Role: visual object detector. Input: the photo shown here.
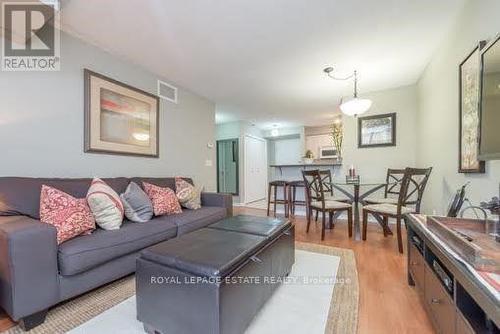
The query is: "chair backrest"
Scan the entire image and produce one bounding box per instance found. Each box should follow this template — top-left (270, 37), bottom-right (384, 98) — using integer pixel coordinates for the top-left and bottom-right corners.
top-left (318, 169), bottom-right (334, 196)
top-left (384, 168), bottom-right (406, 198)
top-left (397, 167), bottom-right (433, 214)
top-left (302, 169), bottom-right (326, 206)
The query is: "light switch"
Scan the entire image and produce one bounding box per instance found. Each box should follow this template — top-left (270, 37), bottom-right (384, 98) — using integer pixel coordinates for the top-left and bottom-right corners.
top-left (205, 159), bottom-right (213, 167)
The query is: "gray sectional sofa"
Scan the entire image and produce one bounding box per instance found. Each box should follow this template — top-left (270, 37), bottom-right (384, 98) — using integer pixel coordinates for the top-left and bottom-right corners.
top-left (0, 177), bottom-right (232, 330)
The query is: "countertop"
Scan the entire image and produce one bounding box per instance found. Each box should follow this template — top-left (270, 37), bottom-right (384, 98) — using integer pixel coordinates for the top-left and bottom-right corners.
top-left (269, 162), bottom-right (342, 167)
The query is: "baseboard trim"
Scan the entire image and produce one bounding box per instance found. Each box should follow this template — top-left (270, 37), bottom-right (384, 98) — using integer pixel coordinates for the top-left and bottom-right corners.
top-left (249, 207), bottom-right (392, 224)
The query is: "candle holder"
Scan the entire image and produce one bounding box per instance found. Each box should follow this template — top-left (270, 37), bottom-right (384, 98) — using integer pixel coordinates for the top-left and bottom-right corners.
top-left (346, 175), bottom-right (360, 184)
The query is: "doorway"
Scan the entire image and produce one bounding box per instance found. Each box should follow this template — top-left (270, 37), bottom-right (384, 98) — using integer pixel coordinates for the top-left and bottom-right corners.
top-left (244, 135), bottom-right (267, 203)
top-left (217, 139), bottom-right (239, 195)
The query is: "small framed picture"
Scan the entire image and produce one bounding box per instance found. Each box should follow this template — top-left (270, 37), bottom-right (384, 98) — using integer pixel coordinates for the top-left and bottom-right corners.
top-left (84, 69), bottom-right (160, 158)
top-left (358, 113), bottom-right (396, 148)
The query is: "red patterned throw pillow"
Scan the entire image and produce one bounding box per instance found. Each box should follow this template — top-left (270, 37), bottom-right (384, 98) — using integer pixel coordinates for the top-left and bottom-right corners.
top-left (143, 182), bottom-right (182, 216)
top-left (40, 185), bottom-right (96, 244)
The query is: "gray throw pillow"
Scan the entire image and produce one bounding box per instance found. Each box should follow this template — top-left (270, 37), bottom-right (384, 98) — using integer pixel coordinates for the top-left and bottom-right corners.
top-left (120, 182), bottom-right (154, 223)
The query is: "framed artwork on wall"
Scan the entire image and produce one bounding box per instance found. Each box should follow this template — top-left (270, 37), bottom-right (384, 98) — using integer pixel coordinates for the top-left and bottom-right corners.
top-left (84, 69), bottom-right (160, 158)
top-left (358, 113), bottom-right (396, 148)
top-left (458, 41), bottom-right (486, 173)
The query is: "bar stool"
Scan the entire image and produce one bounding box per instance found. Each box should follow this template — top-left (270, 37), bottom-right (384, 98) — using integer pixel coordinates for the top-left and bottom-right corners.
top-left (267, 180), bottom-right (289, 218)
top-left (288, 180), bottom-right (307, 218)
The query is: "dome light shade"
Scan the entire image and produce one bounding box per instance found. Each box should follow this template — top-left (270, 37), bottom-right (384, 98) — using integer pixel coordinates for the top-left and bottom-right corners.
top-left (339, 97), bottom-right (372, 117)
top-left (324, 67), bottom-right (372, 117)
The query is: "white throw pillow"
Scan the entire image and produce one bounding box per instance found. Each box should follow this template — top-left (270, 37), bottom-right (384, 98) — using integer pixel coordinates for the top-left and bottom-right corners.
top-left (175, 177), bottom-right (202, 210)
top-left (87, 178), bottom-right (124, 230)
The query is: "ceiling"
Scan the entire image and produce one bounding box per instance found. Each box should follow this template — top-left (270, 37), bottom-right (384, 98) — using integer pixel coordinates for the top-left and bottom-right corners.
top-left (59, 0), bottom-right (466, 129)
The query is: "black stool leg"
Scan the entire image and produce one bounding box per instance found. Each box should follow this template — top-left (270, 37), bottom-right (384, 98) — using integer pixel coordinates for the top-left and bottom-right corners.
top-left (273, 184), bottom-right (277, 217)
top-left (267, 183), bottom-right (272, 216)
top-left (284, 184), bottom-right (289, 218)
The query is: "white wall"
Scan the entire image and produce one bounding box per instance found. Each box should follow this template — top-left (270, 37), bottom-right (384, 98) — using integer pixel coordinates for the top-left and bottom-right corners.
top-left (416, 0), bottom-right (500, 214)
top-left (216, 122), bottom-right (240, 140)
top-left (217, 86), bottom-right (418, 201)
top-left (305, 134), bottom-right (332, 158)
top-left (341, 85), bottom-right (419, 182)
top-left (274, 138), bottom-right (302, 165)
top-left (0, 32), bottom-right (217, 190)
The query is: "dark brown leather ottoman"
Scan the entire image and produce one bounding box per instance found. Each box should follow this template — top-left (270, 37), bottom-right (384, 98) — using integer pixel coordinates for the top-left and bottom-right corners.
top-left (136, 215), bottom-right (294, 334)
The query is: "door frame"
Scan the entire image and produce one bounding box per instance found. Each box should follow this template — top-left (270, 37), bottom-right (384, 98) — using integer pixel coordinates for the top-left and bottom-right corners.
top-left (216, 138), bottom-right (239, 195)
top-left (243, 134), bottom-right (268, 204)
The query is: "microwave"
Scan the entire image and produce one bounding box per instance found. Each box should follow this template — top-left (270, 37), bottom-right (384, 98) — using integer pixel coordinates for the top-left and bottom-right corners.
top-left (319, 146), bottom-right (338, 159)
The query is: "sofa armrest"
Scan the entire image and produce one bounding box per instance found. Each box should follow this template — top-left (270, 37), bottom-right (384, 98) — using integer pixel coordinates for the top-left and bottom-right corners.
top-left (0, 216), bottom-right (59, 320)
top-left (201, 192), bottom-right (233, 217)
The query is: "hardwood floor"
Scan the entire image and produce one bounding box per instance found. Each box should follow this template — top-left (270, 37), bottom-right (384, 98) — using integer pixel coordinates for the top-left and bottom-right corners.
top-left (236, 206), bottom-right (435, 334)
top-left (0, 207), bottom-right (435, 333)
top-left (0, 315), bottom-right (14, 332)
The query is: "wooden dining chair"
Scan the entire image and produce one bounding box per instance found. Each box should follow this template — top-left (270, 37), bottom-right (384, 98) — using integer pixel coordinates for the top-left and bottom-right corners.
top-left (362, 167), bottom-right (432, 253)
top-left (302, 170), bottom-right (353, 240)
top-left (364, 168), bottom-right (406, 205)
top-left (314, 169), bottom-right (352, 222)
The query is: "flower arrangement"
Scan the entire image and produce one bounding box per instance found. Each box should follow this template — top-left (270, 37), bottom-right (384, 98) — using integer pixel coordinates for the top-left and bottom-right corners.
top-left (331, 121), bottom-right (343, 160)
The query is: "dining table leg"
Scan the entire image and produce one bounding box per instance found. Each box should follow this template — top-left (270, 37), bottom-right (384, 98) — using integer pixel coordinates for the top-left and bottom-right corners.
top-left (353, 184), bottom-right (361, 240)
top-left (331, 182), bottom-right (390, 240)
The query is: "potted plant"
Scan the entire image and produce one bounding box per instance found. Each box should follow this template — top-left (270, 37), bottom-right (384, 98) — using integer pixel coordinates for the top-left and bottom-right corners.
top-left (303, 150), bottom-right (314, 164)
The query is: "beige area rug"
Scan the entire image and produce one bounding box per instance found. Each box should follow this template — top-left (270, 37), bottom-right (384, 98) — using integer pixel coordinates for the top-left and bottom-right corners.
top-left (296, 242), bottom-right (359, 334)
top-left (4, 243), bottom-right (358, 334)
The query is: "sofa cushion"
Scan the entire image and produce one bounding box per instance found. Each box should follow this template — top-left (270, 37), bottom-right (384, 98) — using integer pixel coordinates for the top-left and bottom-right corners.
top-left (0, 177), bottom-right (129, 219)
top-left (143, 182), bottom-right (182, 216)
top-left (171, 206), bottom-right (227, 235)
top-left (131, 177), bottom-right (193, 192)
top-left (40, 185), bottom-right (96, 244)
top-left (87, 178), bottom-right (124, 230)
top-left (120, 182), bottom-right (154, 223)
top-left (175, 177), bottom-right (202, 210)
top-left (58, 216), bottom-right (178, 276)
top-left (0, 177), bottom-right (191, 219)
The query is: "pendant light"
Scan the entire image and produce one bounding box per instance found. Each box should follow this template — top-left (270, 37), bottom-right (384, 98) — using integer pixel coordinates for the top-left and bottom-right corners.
top-left (324, 67), bottom-right (372, 117)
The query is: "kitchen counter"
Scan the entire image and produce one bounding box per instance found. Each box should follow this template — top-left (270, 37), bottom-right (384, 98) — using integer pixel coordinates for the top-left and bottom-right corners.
top-left (269, 163), bottom-right (342, 168)
top-left (269, 161), bottom-right (342, 179)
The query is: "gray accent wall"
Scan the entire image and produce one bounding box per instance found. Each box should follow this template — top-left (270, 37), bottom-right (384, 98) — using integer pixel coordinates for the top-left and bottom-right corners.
top-left (0, 32), bottom-right (216, 191)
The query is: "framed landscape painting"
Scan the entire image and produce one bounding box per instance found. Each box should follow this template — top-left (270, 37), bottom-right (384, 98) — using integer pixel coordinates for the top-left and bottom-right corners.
top-left (84, 69), bottom-right (159, 158)
top-left (459, 41), bottom-right (486, 173)
top-left (358, 113), bottom-right (396, 148)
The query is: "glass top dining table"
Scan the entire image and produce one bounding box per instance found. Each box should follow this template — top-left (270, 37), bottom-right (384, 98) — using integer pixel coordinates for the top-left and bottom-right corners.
top-left (326, 181), bottom-right (396, 239)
